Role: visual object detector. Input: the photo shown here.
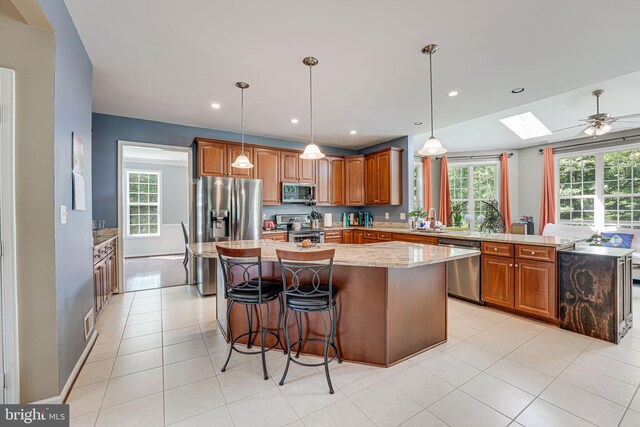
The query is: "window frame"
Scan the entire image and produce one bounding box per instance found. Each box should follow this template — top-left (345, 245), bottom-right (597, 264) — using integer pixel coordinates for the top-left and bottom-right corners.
top-left (554, 142), bottom-right (640, 230)
top-left (125, 169), bottom-right (162, 238)
top-left (448, 160), bottom-right (500, 227)
top-left (413, 156), bottom-right (424, 211)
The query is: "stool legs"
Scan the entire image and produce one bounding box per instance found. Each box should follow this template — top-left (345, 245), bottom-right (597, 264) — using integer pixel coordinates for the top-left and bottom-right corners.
top-left (221, 300), bottom-right (235, 373)
top-left (259, 304), bottom-right (267, 380)
top-left (321, 311), bottom-right (334, 394)
top-left (279, 308), bottom-right (293, 386)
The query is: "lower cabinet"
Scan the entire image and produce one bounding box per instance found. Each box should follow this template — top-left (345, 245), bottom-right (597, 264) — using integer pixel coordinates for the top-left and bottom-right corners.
top-left (264, 232), bottom-right (287, 242)
top-left (353, 230), bottom-right (364, 244)
top-left (515, 259), bottom-right (557, 320)
top-left (481, 255), bottom-right (515, 308)
top-left (342, 230), bottom-right (353, 244)
top-left (93, 238), bottom-right (118, 317)
top-left (324, 230), bottom-right (343, 244)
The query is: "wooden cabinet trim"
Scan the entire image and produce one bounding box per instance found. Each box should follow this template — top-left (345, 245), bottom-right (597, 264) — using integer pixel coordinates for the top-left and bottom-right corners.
top-left (514, 259), bottom-right (557, 320)
top-left (481, 241), bottom-right (515, 258)
top-left (516, 245), bottom-right (556, 263)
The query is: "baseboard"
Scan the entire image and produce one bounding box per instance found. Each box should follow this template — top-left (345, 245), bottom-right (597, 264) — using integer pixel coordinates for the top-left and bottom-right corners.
top-left (31, 329), bottom-right (98, 404)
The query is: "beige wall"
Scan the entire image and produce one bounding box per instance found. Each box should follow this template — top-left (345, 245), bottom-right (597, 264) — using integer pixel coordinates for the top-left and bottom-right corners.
top-left (0, 2), bottom-right (59, 402)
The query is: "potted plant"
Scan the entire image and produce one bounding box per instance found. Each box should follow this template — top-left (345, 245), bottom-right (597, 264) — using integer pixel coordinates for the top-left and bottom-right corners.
top-left (450, 202), bottom-right (466, 227)
top-left (409, 207), bottom-right (427, 228)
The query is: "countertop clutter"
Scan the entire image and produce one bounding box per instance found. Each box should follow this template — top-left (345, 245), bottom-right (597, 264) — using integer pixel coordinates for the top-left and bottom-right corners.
top-left (189, 240), bottom-right (479, 268)
top-left (93, 227), bottom-right (118, 247)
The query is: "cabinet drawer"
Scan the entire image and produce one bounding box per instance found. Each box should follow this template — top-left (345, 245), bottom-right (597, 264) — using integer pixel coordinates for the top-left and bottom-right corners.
top-left (264, 233), bottom-right (287, 242)
top-left (482, 241), bottom-right (514, 258)
top-left (392, 233), bottom-right (439, 245)
top-left (516, 245), bottom-right (556, 262)
top-left (364, 231), bottom-right (377, 239)
top-left (324, 230), bottom-right (343, 239)
top-left (377, 232), bottom-right (392, 241)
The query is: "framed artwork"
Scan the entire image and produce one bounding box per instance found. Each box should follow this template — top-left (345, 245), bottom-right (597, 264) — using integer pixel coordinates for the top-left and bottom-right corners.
top-left (72, 132), bottom-right (86, 210)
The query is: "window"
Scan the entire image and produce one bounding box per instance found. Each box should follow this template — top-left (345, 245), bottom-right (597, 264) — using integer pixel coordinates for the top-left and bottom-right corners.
top-left (413, 158), bottom-right (424, 210)
top-left (449, 163), bottom-right (498, 226)
top-left (556, 147), bottom-right (640, 230)
top-left (127, 171), bottom-right (160, 236)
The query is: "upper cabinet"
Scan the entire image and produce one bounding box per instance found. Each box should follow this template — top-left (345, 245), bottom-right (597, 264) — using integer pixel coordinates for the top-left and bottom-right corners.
top-left (345, 156), bottom-right (365, 206)
top-left (364, 147), bottom-right (403, 206)
top-left (254, 148), bottom-right (281, 205)
top-left (195, 138), bottom-right (402, 207)
top-left (198, 140), bottom-right (227, 177)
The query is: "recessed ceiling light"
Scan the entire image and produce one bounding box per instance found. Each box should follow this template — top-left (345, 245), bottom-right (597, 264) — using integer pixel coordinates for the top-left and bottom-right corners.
top-left (511, 88), bottom-right (525, 94)
top-left (211, 103), bottom-right (221, 109)
top-left (448, 91), bottom-right (458, 97)
top-left (290, 118), bottom-right (299, 124)
top-left (499, 112), bottom-right (551, 140)
top-left (350, 130), bottom-right (357, 135)
top-left (414, 121), bottom-right (423, 126)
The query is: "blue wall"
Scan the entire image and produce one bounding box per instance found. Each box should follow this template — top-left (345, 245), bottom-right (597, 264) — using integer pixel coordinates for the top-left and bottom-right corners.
top-left (93, 113), bottom-right (359, 227)
top-left (38, 0), bottom-right (94, 390)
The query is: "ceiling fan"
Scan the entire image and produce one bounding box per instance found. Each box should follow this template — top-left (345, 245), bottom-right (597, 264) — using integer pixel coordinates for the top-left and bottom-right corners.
top-left (554, 89), bottom-right (640, 137)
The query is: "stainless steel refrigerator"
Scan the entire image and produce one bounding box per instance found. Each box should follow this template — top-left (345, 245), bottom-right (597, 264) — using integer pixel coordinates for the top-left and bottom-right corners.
top-left (195, 177), bottom-right (263, 295)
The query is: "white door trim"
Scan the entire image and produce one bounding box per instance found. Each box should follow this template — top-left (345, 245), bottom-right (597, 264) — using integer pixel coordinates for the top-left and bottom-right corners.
top-left (117, 140), bottom-right (193, 293)
top-left (0, 67), bottom-right (20, 403)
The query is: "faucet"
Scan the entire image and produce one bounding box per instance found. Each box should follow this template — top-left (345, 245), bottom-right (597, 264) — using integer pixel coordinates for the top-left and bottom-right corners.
top-left (428, 207), bottom-right (437, 229)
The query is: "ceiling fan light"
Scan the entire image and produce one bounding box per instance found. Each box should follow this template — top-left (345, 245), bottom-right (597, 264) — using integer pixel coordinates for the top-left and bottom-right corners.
top-left (596, 124), bottom-right (612, 136)
top-left (418, 136), bottom-right (448, 156)
top-left (300, 143), bottom-right (325, 160)
top-left (583, 126), bottom-right (596, 136)
top-left (231, 153), bottom-right (254, 169)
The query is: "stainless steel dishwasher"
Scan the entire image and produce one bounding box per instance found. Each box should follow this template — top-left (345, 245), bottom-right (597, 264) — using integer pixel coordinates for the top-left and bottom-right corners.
top-left (439, 238), bottom-right (482, 304)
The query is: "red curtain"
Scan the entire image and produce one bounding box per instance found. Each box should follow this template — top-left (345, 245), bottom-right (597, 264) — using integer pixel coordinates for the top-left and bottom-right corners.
top-left (438, 157), bottom-right (451, 225)
top-left (539, 147), bottom-right (556, 234)
top-left (499, 152), bottom-right (512, 233)
top-left (422, 156), bottom-right (432, 210)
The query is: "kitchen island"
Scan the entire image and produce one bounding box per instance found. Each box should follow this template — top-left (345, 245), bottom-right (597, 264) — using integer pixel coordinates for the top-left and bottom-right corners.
top-left (189, 240), bottom-right (479, 367)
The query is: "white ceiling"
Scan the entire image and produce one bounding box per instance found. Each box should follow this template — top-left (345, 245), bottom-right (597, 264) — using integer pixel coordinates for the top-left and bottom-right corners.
top-left (65, 0), bottom-right (640, 149)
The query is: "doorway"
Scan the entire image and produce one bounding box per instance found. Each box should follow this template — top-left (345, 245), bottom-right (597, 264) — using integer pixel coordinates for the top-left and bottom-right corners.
top-left (117, 142), bottom-right (193, 292)
top-left (0, 67), bottom-right (19, 403)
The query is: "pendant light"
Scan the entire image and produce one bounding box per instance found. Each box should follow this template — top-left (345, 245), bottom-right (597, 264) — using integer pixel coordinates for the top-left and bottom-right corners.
top-left (300, 57), bottom-right (325, 160)
top-left (418, 44), bottom-right (448, 156)
top-left (231, 81), bottom-right (254, 169)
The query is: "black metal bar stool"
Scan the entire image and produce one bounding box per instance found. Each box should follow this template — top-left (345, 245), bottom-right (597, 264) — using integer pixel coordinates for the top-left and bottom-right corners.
top-left (276, 248), bottom-right (342, 394)
top-left (217, 245), bottom-right (286, 380)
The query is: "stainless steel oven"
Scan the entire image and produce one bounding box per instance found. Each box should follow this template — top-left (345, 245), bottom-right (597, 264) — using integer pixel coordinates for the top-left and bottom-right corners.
top-left (282, 182), bottom-right (316, 204)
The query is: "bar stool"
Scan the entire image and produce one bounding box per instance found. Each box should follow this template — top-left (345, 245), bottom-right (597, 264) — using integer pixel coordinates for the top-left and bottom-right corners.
top-left (276, 249), bottom-right (342, 394)
top-left (217, 246), bottom-right (286, 380)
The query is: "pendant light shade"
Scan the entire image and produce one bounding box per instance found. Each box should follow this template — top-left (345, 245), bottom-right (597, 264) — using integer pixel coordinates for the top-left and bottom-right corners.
top-left (231, 81), bottom-right (254, 169)
top-left (418, 44), bottom-right (447, 156)
top-left (300, 56), bottom-right (325, 160)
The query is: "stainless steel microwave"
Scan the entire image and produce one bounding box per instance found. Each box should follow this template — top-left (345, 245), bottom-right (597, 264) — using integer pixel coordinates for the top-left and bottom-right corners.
top-left (282, 182), bottom-right (316, 204)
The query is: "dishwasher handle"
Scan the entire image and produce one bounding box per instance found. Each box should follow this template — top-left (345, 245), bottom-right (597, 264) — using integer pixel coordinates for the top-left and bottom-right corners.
top-left (438, 238), bottom-right (481, 249)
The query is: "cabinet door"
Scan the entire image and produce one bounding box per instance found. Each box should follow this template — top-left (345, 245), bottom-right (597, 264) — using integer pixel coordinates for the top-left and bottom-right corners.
top-left (330, 158), bottom-right (345, 205)
top-left (93, 264), bottom-right (102, 313)
top-left (364, 155), bottom-right (378, 205)
top-left (481, 255), bottom-right (515, 308)
top-left (316, 157), bottom-right (331, 206)
top-left (377, 152), bottom-right (392, 205)
top-left (298, 157), bottom-right (316, 183)
top-left (353, 231), bottom-right (364, 244)
top-left (109, 252), bottom-right (118, 293)
top-left (198, 141), bottom-right (227, 177)
top-left (255, 148), bottom-right (281, 205)
top-left (228, 145), bottom-right (254, 178)
top-left (515, 259), bottom-right (557, 320)
top-left (343, 230), bottom-right (353, 244)
top-left (280, 151), bottom-right (299, 182)
top-left (345, 156), bottom-right (365, 206)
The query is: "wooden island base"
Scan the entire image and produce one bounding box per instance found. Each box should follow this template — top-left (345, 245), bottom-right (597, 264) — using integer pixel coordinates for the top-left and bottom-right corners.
top-left (216, 262), bottom-right (447, 367)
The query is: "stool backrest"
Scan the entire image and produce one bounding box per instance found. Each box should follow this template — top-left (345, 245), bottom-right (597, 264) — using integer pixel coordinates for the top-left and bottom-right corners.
top-left (276, 249), bottom-right (335, 305)
top-left (217, 246), bottom-right (263, 300)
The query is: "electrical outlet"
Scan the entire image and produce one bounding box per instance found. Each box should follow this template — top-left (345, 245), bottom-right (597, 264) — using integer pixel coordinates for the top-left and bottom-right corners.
top-left (385, 212), bottom-right (389, 220)
top-left (61, 205), bottom-right (68, 224)
top-left (400, 213), bottom-right (406, 220)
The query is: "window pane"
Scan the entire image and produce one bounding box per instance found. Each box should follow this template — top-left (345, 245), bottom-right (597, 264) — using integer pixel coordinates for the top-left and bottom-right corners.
top-left (129, 193), bottom-right (138, 203)
top-left (129, 225), bottom-right (139, 235)
top-left (139, 174), bottom-right (149, 184)
top-left (149, 174), bottom-right (158, 184)
top-left (130, 215), bottom-right (139, 225)
top-left (139, 194), bottom-right (148, 203)
top-left (557, 154), bottom-right (596, 227)
top-left (149, 205), bottom-right (158, 214)
top-left (149, 194), bottom-right (158, 203)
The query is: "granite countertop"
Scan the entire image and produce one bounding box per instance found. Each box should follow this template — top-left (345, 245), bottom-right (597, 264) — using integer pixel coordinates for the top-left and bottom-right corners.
top-left (93, 228), bottom-right (118, 247)
top-left (188, 240), bottom-right (479, 268)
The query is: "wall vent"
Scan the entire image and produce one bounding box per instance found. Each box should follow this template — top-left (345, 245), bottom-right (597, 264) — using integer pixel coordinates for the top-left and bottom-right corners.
top-left (84, 310), bottom-right (95, 340)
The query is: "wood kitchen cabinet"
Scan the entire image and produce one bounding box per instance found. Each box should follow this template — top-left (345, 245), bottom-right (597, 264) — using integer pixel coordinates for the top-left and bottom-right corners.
top-left (345, 156), bottom-right (365, 206)
top-left (481, 255), bottom-right (515, 309)
top-left (353, 230), bottom-right (364, 244)
top-left (255, 148), bottom-right (281, 205)
top-left (392, 233), bottom-right (439, 245)
top-left (330, 157), bottom-right (345, 206)
top-left (342, 230), bottom-right (353, 244)
top-left (280, 151), bottom-right (299, 182)
top-left (298, 157), bottom-right (316, 183)
top-left (198, 140), bottom-right (227, 177)
top-left (324, 230), bottom-right (343, 243)
top-left (264, 232), bottom-right (287, 242)
top-left (364, 147), bottom-right (403, 206)
top-left (515, 259), bottom-right (556, 320)
top-left (93, 237), bottom-right (118, 317)
top-left (228, 145), bottom-right (254, 178)
top-left (316, 157), bottom-right (331, 206)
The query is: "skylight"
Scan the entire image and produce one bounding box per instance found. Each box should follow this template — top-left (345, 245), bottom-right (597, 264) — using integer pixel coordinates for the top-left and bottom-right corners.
top-left (499, 112), bottom-right (551, 140)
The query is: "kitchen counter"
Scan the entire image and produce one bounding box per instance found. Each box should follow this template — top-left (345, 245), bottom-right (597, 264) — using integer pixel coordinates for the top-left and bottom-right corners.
top-left (93, 228), bottom-right (118, 247)
top-left (193, 239), bottom-right (467, 367)
top-left (189, 239), bottom-right (479, 268)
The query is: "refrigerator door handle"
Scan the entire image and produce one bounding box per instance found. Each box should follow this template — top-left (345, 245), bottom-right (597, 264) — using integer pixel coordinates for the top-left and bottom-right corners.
top-left (230, 180), bottom-right (236, 240)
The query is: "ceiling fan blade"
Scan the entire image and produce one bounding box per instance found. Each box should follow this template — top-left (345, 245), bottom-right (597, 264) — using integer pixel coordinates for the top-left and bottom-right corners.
top-left (575, 126), bottom-right (591, 137)
top-left (615, 113), bottom-right (640, 120)
top-left (552, 124), bottom-right (587, 133)
top-left (614, 120), bottom-right (640, 125)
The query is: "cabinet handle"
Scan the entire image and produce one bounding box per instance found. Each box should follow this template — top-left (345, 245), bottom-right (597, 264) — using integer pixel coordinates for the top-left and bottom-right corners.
top-left (530, 251), bottom-right (536, 255)
top-left (494, 248), bottom-right (498, 251)
top-left (509, 264), bottom-right (513, 267)
top-left (515, 264), bottom-right (519, 268)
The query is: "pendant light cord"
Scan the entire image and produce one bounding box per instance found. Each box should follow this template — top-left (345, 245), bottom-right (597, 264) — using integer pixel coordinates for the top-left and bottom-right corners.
top-left (309, 64), bottom-right (314, 144)
top-left (240, 87), bottom-right (245, 154)
top-left (429, 51), bottom-right (434, 138)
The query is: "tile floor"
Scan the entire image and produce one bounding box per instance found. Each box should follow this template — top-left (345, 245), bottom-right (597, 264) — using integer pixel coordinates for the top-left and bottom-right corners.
top-left (68, 285), bottom-right (640, 427)
top-left (124, 255), bottom-right (188, 291)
